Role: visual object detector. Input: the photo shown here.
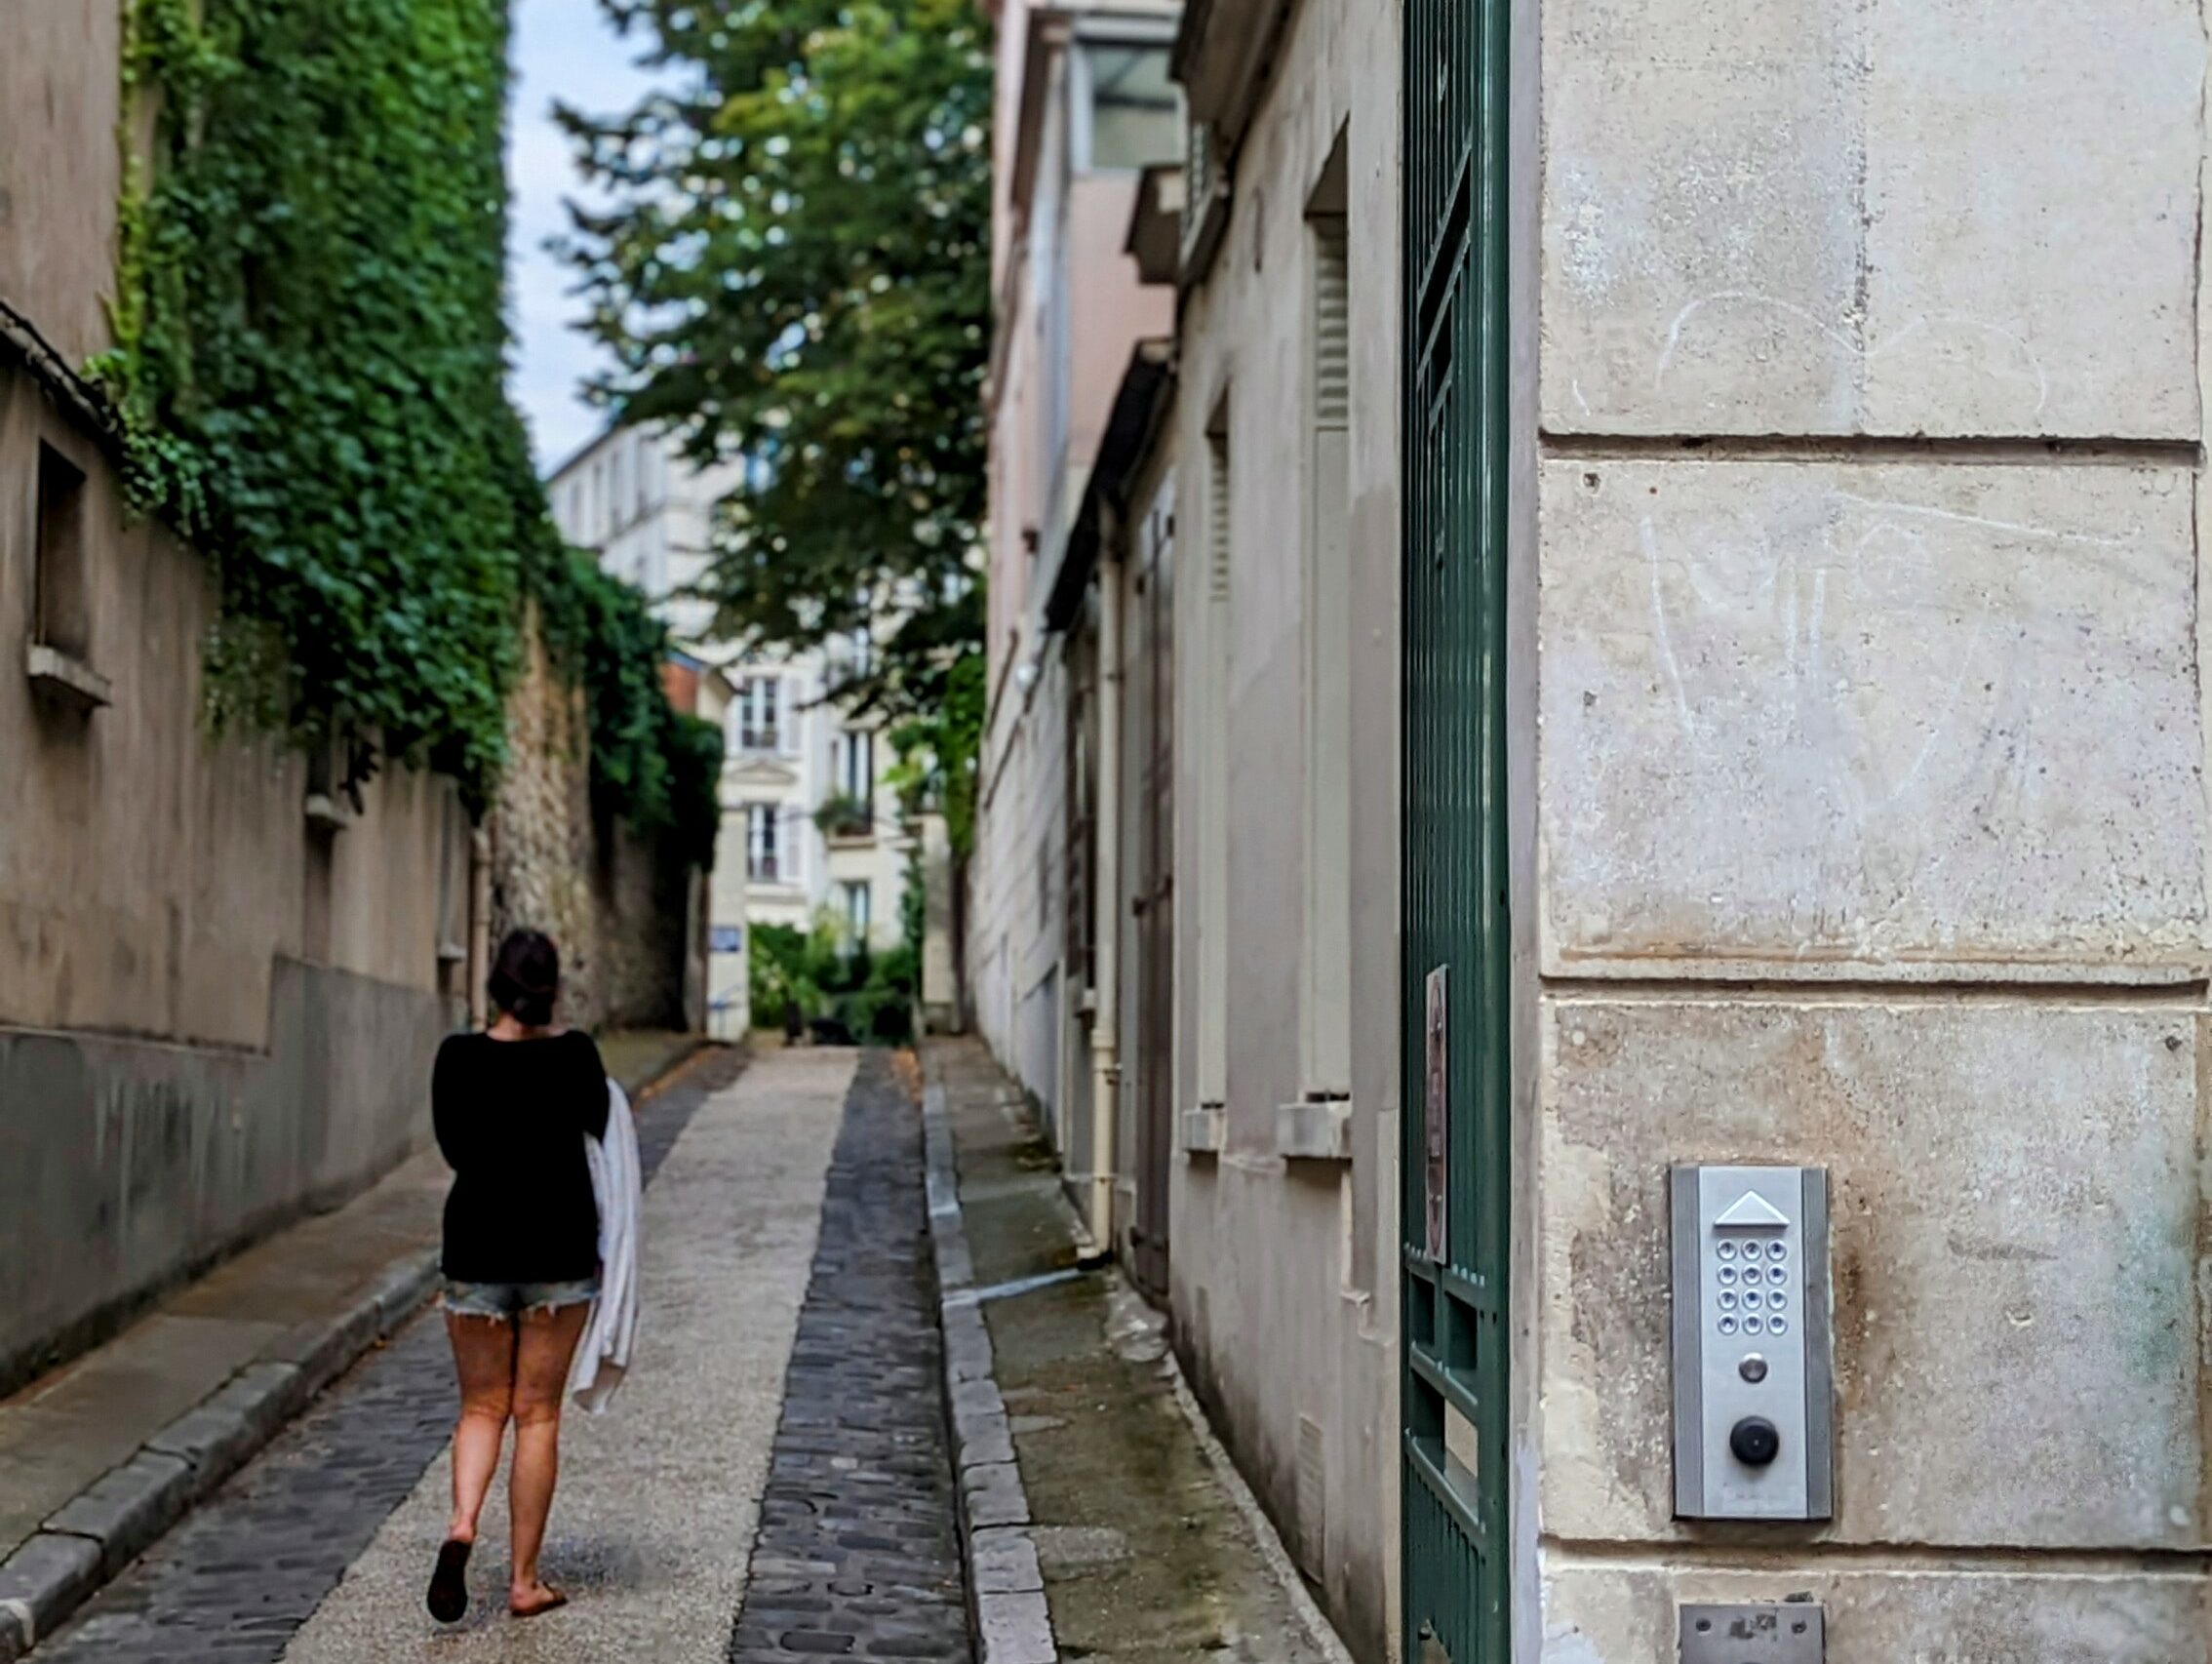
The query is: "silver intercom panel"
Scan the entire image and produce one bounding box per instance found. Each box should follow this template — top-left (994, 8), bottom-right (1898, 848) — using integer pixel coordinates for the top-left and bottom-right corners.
top-left (1672, 1166), bottom-right (1832, 1521)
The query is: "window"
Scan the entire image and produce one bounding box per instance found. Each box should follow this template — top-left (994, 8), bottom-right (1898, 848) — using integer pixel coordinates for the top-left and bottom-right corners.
top-left (837, 728), bottom-right (874, 806)
top-left (841, 880), bottom-right (872, 943)
top-left (735, 676), bottom-right (783, 752)
top-left (746, 803), bottom-right (782, 884)
top-left (1197, 405), bottom-right (1231, 1110)
top-left (33, 442), bottom-right (90, 659)
top-left (1078, 40), bottom-right (1179, 173)
top-left (1302, 145), bottom-right (1354, 1101)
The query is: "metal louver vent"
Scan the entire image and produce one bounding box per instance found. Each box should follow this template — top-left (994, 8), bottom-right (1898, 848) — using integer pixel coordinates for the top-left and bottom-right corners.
top-left (1206, 430), bottom-right (1231, 601)
top-left (1313, 219), bottom-right (1350, 430)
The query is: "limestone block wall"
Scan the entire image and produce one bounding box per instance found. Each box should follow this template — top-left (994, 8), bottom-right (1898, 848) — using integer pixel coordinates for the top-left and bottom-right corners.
top-left (1525, 0), bottom-right (2212, 1654)
top-left (490, 611), bottom-right (691, 1034)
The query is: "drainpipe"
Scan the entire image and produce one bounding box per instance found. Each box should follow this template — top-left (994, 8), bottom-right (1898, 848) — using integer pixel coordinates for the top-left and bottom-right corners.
top-left (467, 822), bottom-right (493, 1028)
top-left (1087, 523), bottom-right (1125, 1245)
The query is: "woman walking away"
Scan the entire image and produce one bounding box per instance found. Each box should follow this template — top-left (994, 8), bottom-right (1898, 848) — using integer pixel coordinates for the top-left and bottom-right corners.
top-left (425, 929), bottom-right (610, 1624)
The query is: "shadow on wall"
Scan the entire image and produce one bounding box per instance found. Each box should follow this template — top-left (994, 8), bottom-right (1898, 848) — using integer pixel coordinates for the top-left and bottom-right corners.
top-left (0, 958), bottom-right (456, 1397)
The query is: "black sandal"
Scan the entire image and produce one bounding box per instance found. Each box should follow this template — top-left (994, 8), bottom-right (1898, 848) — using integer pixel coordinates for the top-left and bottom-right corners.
top-left (427, 1538), bottom-right (471, 1623)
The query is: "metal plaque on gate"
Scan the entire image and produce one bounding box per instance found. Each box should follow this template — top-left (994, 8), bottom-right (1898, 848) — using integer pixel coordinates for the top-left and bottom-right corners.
top-left (1424, 966), bottom-right (1448, 1261)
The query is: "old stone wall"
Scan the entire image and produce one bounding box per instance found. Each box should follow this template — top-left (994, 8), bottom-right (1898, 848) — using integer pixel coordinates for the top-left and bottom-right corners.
top-left (490, 611), bottom-right (693, 1034)
top-left (1526, 0), bottom-right (2212, 1655)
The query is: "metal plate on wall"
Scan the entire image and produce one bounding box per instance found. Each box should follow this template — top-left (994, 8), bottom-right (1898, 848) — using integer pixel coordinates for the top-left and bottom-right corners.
top-left (1680, 1605), bottom-right (1824, 1664)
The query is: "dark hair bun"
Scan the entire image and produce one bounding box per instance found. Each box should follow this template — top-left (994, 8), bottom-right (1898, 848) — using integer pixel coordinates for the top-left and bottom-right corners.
top-left (488, 929), bottom-right (560, 1026)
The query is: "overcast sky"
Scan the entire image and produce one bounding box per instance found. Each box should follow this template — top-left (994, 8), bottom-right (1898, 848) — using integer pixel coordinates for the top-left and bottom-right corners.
top-left (506, 0), bottom-right (657, 473)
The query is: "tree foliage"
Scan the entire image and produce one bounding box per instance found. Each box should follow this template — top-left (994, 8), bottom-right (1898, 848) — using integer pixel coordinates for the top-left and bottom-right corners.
top-left (96, 0), bottom-right (720, 861)
top-left (557, 0), bottom-right (992, 740)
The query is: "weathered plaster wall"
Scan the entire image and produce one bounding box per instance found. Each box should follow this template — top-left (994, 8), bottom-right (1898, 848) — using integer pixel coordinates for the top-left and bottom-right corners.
top-left (0, 0), bottom-right (126, 366)
top-left (1530, 0), bottom-right (2212, 1654)
top-left (0, 960), bottom-right (453, 1392)
top-left (1, 357), bottom-right (462, 1394)
top-left (1165, 0), bottom-right (1403, 1654)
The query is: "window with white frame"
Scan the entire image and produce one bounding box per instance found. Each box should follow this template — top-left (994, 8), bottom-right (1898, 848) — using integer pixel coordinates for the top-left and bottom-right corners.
top-left (734, 676), bottom-right (783, 752)
top-left (746, 803), bottom-right (784, 884)
top-left (841, 880), bottom-right (872, 943)
top-left (1075, 36), bottom-right (1180, 174)
top-left (837, 728), bottom-right (875, 808)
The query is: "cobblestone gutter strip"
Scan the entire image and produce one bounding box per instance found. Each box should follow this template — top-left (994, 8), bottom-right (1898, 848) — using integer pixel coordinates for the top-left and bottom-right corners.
top-left (920, 1060), bottom-right (1056, 1664)
top-left (0, 1044), bottom-right (732, 1664)
top-left (724, 1050), bottom-right (971, 1664)
top-left (0, 1251), bottom-right (440, 1664)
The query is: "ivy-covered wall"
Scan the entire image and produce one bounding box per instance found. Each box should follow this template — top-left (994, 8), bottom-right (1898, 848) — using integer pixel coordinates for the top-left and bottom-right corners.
top-left (98, 0), bottom-right (719, 857)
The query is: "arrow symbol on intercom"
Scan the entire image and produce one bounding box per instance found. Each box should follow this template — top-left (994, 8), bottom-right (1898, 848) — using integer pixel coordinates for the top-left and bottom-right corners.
top-left (1714, 1191), bottom-right (1791, 1229)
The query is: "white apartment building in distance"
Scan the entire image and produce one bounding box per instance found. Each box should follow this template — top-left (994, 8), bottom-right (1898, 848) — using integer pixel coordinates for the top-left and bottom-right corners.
top-left (547, 425), bottom-right (911, 1036)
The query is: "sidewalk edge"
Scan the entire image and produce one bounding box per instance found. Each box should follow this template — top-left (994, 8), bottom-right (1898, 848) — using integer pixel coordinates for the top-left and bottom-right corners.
top-left (1152, 1294), bottom-right (1360, 1664)
top-left (0, 1244), bottom-right (439, 1664)
top-left (920, 1056), bottom-right (1059, 1664)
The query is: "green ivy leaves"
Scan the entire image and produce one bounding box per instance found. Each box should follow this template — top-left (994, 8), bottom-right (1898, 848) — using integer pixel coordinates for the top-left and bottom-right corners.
top-left (99, 0), bottom-right (720, 866)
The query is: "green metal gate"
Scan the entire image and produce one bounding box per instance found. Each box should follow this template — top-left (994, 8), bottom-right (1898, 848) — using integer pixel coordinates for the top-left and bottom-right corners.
top-left (1401, 0), bottom-right (1511, 1657)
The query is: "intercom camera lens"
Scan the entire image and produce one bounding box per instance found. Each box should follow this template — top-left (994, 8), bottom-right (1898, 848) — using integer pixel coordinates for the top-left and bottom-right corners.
top-left (1729, 1416), bottom-right (1782, 1467)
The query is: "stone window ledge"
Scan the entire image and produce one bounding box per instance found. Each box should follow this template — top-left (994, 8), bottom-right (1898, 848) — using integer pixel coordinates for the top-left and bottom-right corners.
top-left (302, 792), bottom-right (354, 834)
top-left (1275, 1097), bottom-right (1353, 1163)
top-left (25, 641), bottom-right (110, 711)
top-left (1180, 1103), bottom-right (1226, 1154)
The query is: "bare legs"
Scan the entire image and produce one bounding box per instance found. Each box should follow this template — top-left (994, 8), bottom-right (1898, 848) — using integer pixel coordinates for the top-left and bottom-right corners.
top-left (446, 1312), bottom-right (514, 1550)
top-left (443, 1303), bottom-right (590, 1615)
top-left (508, 1301), bottom-right (588, 1613)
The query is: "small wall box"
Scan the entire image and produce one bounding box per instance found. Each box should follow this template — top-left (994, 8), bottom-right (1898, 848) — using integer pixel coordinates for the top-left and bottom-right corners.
top-left (1680, 1604), bottom-right (1825, 1664)
top-left (1671, 1166), bottom-right (1833, 1522)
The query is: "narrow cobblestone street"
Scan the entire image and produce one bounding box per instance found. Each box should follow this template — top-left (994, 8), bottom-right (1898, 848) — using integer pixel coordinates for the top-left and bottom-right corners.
top-left (27, 1049), bottom-right (968, 1664)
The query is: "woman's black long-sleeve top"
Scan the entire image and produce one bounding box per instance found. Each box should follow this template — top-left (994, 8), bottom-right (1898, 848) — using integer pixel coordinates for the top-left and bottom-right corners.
top-left (432, 1029), bottom-right (611, 1285)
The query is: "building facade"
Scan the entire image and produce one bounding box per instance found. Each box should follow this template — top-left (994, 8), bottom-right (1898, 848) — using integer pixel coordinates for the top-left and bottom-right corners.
top-left (972, 0), bottom-right (1180, 1163)
top-left (549, 425), bottom-right (913, 1028)
top-left (979, 0), bottom-right (2212, 1658)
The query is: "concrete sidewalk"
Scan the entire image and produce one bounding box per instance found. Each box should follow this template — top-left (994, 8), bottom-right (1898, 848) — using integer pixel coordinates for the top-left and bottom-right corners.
top-left (0, 1030), bottom-right (708, 1662)
top-left (923, 1039), bottom-right (1350, 1664)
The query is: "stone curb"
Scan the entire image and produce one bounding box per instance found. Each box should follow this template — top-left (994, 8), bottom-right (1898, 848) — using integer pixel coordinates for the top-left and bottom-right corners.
top-left (0, 1243), bottom-right (440, 1664)
top-left (919, 1065), bottom-right (1059, 1664)
top-left (0, 1043), bottom-right (713, 1664)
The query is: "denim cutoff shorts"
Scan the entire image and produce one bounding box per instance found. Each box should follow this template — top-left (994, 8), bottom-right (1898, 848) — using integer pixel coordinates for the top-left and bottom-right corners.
top-left (442, 1276), bottom-right (599, 1319)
